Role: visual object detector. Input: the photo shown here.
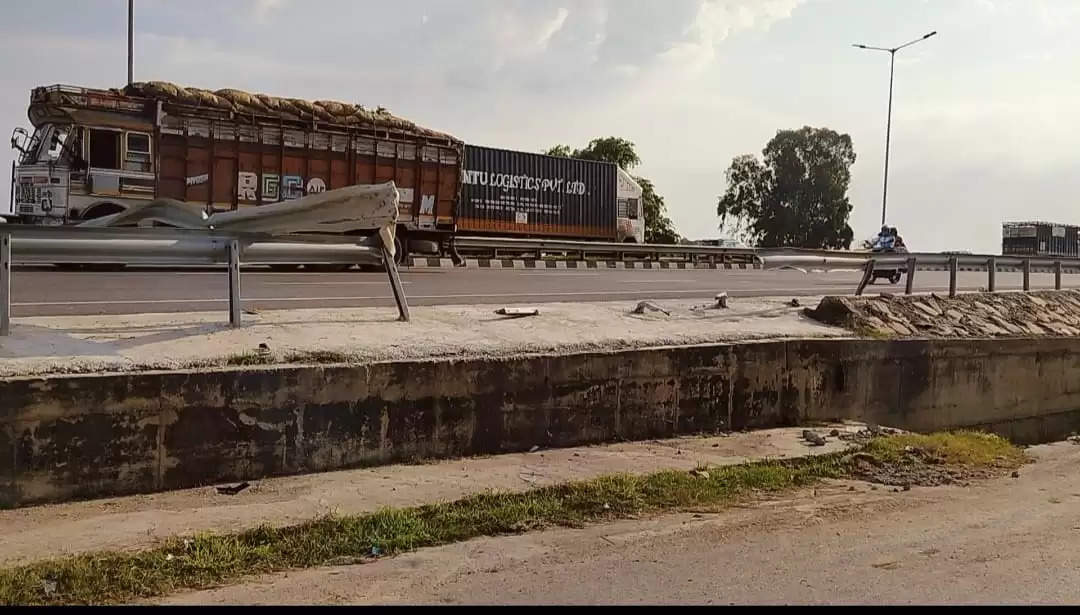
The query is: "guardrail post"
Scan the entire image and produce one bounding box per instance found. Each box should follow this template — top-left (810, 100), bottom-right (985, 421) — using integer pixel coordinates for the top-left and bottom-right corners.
top-left (1056, 261), bottom-right (1063, 290)
top-left (228, 240), bottom-right (241, 328)
top-left (856, 259), bottom-right (874, 296)
top-left (905, 257), bottom-right (916, 295)
top-left (987, 257), bottom-right (996, 293)
top-left (0, 231), bottom-right (10, 336)
top-left (949, 256), bottom-right (958, 298)
top-left (1022, 259), bottom-right (1031, 291)
top-left (384, 248), bottom-right (411, 322)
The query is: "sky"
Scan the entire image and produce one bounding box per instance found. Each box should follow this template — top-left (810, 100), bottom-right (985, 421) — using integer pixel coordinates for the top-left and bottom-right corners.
top-left (2, 0), bottom-right (1078, 253)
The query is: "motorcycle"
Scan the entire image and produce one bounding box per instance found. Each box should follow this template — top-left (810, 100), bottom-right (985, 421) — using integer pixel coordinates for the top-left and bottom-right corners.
top-left (868, 232), bottom-right (908, 285)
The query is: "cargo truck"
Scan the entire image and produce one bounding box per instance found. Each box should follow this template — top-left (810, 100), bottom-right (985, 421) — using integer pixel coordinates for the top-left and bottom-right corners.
top-left (9, 82), bottom-right (644, 263)
top-left (1002, 221), bottom-right (1080, 258)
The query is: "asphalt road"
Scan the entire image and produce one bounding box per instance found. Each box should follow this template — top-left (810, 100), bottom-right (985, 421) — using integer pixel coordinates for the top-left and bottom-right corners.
top-left (8, 266), bottom-right (1079, 317)
top-left (165, 442), bottom-right (1080, 605)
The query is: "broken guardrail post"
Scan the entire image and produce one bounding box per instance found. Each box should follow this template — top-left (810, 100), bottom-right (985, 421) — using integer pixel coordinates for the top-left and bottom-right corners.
top-left (949, 256), bottom-right (958, 298)
top-left (228, 239), bottom-right (242, 328)
top-left (384, 248), bottom-right (410, 322)
top-left (905, 256), bottom-right (916, 295)
top-left (1023, 259), bottom-right (1031, 291)
top-left (856, 259), bottom-right (874, 296)
top-left (1056, 261), bottom-right (1063, 290)
top-left (0, 231), bottom-right (10, 336)
top-left (987, 257), bottom-right (996, 293)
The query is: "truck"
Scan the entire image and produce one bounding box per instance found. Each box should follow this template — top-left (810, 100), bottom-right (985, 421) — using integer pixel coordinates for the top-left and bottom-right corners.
top-left (9, 82), bottom-right (645, 262)
top-left (1002, 221), bottom-right (1080, 258)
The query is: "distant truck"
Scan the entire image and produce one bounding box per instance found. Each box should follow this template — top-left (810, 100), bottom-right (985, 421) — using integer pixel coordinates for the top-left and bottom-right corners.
top-left (9, 82), bottom-right (644, 262)
top-left (1002, 221), bottom-right (1079, 258)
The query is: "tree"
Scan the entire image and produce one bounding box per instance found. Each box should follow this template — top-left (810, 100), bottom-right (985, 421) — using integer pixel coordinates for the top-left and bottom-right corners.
top-left (637, 177), bottom-right (679, 244)
top-left (717, 127), bottom-right (856, 249)
top-left (545, 137), bottom-right (679, 243)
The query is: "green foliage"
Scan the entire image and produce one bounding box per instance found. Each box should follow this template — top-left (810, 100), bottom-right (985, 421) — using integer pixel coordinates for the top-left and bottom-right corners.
top-left (718, 126), bottom-right (857, 249)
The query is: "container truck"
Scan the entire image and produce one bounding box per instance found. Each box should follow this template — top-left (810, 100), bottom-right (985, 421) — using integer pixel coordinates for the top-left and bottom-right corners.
top-left (9, 82), bottom-right (645, 263)
top-left (1002, 221), bottom-right (1080, 258)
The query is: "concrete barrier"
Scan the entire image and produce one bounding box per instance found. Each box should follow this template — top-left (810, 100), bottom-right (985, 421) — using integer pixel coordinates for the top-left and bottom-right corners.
top-left (4, 337), bottom-right (1080, 508)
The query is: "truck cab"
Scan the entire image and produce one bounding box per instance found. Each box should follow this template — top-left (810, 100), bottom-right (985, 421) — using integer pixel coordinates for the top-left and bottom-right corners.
top-left (616, 167), bottom-right (644, 243)
top-left (12, 86), bottom-right (159, 224)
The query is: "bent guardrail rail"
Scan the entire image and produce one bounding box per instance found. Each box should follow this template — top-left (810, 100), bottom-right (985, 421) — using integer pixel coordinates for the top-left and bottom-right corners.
top-left (0, 184), bottom-right (411, 336)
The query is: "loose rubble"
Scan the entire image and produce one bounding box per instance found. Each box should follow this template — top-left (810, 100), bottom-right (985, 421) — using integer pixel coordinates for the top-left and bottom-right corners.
top-left (806, 290), bottom-right (1080, 338)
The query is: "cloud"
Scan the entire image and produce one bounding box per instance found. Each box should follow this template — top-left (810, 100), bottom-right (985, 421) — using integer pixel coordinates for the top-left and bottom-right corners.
top-left (251, 0), bottom-right (286, 24)
top-left (660, 0), bottom-right (806, 72)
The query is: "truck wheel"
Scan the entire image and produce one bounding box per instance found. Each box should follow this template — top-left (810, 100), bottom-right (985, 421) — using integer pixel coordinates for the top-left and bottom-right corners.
top-left (393, 233), bottom-right (409, 266)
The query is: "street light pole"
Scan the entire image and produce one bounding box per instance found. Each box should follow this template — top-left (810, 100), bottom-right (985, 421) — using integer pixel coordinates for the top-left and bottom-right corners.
top-left (127, 0), bottom-right (134, 86)
top-left (853, 31), bottom-right (937, 227)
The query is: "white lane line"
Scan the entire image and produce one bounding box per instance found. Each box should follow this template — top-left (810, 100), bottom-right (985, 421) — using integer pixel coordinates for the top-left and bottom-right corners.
top-left (13, 283), bottom-right (1039, 307)
top-left (519, 273), bottom-right (603, 277)
top-left (262, 281), bottom-right (413, 286)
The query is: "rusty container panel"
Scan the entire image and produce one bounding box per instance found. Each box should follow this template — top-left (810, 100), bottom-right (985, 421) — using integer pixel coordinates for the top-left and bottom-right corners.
top-left (156, 110), bottom-right (462, 225)
top-left (457, 145), bottom-right (617, 240)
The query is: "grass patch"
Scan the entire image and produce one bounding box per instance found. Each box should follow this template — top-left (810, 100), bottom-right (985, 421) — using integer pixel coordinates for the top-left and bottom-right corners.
top-left (221, 352), bottom-right (275, 367)
top-left (862, 431), bottom-right (1026, 467)
top-left (0, 432), bottom-right (1023, 606)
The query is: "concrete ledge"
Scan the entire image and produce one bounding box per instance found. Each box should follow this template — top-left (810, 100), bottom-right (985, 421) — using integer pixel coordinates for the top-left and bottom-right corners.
top-left (4, 336), bottom-right (1080, 508)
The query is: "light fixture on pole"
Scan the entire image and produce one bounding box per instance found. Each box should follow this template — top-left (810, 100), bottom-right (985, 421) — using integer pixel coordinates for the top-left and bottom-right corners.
top-left (853, 31), bottom-right (937, 226)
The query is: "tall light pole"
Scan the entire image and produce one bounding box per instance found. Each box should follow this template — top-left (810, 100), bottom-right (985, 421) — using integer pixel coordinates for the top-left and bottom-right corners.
top-left (853, 31), bottom-right (937, 227)
top-left (127, 0), bottom-right (134, 86)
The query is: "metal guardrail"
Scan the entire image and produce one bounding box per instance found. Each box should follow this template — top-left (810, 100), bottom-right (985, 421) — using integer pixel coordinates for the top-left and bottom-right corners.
top-left (452, 236), bottom-right (761, 263)
top-left (845, 253), bottom-right (1076, 297)
top-left (0, 225), bottom-right (410, 336)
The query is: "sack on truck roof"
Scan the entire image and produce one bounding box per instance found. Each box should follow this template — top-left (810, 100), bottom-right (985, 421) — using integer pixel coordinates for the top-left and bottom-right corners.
top-left (121, 81), bottom-right (456, 140)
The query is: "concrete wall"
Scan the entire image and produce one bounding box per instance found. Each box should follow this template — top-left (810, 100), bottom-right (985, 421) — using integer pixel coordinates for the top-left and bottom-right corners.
top-left (4, 337), bottom-right (1080, 508)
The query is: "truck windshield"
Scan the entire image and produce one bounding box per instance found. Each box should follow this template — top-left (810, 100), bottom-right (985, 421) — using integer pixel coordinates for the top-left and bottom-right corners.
top-left (18, 126), bottom-right (45, 164)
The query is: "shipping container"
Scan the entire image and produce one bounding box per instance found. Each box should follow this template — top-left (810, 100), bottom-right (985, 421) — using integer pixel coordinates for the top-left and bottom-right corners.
top-left (1002, 221), bottom-right (1080, 258)
top-left (458, 145), bottom-right (618, 241)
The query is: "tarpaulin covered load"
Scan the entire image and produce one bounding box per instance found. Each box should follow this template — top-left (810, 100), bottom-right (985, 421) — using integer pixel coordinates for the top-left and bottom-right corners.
top-left (122, 81), bottom-right (457, 140)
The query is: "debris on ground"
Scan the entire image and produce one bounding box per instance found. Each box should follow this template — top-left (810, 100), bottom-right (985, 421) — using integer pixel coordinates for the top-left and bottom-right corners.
top-left (216, 482), bottom-right (250, 496)
top-left (714, 293), bottom-right (729, 309)
top-left (802, 430), bottom-right (827, 446)
top-left (1011, 471), bottom-right (1021, 478)
top-left (691, 469), bottom-right (711, 479)
top-left (257, 342), bottom-right (271, 354)
top-left (1067, 434), bottom-right (1080, 445)
top-left (789, 298), bottom-right (800, 307)
top-left (807, 290), bottom-right (1080, 339)
top-left (829, 429), bottom-right (841, 437)
top-left (528, 445), bottom-right (540, 453)
top-left (632, 301), bottom-right (671, 316)
top-left (495, 307), bottom-right (540, 318)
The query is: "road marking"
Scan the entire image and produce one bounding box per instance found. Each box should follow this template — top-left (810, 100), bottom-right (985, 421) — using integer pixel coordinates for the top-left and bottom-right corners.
top-left (262, 281), bottom-right (413, 286)
top-left (620, 279), bottom-right (697, 283)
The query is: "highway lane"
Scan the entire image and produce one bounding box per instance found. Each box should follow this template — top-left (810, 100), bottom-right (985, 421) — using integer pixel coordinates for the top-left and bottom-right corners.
top-left (7, 266), bottom-right (1079, 317)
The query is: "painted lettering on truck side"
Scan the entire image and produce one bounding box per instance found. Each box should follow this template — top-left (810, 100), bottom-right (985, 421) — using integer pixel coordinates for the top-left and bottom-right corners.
top-left (461, 170), bottom-right (586, 196)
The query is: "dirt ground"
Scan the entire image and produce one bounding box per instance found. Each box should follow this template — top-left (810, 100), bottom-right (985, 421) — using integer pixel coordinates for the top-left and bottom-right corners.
top-left (0, 425), bottom-right (858, 566)
top-left (0, 297), bottom-right (844, 377)
top-left (160, 442), bottom-right (1080, 605)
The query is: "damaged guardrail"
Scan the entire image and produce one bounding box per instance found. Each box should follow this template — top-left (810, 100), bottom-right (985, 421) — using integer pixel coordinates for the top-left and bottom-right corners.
top-left (0, 184), bottom-right (411, 335)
